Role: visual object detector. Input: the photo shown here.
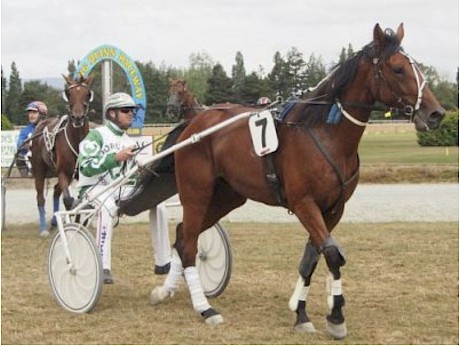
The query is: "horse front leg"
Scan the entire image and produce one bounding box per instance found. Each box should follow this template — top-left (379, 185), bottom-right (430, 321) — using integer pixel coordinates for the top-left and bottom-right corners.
top-left (291, 199), bottom-right (347, 339)
top-left (50, 183), bottom-right (62, 229)
top-left (323, 236), bottom-right (347, 339)
top-left (58, 172), bottom-right (74, 211)
top-left (289, 239), bottom-right (320, 333)
top-left (34, 177), bottom-right (47, 234)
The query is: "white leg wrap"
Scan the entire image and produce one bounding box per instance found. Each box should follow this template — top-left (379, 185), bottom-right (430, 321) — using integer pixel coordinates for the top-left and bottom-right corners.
top-left (326, 274), bottom-right (342, 310)
top-left (163, 249), bottom-right (183, 293)
top-left (289, 276), bottom-right (310, 311)
top-left (184, 266), bottom-right (211, 313)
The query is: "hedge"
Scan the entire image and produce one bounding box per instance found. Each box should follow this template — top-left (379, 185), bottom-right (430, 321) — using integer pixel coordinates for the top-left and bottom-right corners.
top-left (1, 114), bottom-right (14, 130)
top-left (417, 111), bottom-right (459, 147)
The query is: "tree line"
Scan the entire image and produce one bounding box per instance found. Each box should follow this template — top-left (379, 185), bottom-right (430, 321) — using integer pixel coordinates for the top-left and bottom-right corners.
top-left (2, 46), bottom-right (458, 127)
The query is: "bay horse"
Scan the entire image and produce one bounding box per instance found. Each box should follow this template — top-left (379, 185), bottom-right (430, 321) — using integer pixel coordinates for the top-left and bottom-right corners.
top-left (30, 74), bottom-right (94, 233)
top-left (150, 23), bottom-right (445, 338)
top-left (166, 79), bottom-right (205, 122)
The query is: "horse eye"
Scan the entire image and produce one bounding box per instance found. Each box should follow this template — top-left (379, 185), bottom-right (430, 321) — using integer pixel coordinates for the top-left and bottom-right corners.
top-left (392, 66), bottom-right (405, 75)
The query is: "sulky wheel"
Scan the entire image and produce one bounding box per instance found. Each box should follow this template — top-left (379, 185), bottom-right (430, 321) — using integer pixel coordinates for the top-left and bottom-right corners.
top-left (48, 223), bottom-right (103, 313)
top-left (197, 222), bottom-right (232, 298)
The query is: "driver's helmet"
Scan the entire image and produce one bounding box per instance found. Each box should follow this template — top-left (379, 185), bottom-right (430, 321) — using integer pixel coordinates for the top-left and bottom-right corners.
top-left (257, 96), bottom-right (271, 105)
top-left (104, 92), bottom-right (136, 117)
top-left (26, 101), bottom-right (48, 116)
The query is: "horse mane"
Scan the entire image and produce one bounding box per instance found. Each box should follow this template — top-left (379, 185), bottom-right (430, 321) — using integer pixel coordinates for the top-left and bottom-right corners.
top-left (298, 31), bottom-right (403, 126)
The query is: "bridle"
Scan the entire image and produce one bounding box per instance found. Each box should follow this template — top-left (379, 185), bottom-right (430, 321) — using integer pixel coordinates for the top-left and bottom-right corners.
top-left (62, 82), bottom-right (94, 128)
top-left (334, 49), bottom-right (427, 128)
top-left (167, 83), bottom-right (204, 120)
top-left (372, 50), bottom-right (427, 121)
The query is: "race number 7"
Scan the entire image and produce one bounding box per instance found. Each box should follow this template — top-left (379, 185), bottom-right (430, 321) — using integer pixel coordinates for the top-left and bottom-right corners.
top-left (248, 110), bottom-right (279, 157)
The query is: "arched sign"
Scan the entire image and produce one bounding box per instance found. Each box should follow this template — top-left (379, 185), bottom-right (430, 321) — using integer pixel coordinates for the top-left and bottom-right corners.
top-left (74, 44), bottom-right (146, 129)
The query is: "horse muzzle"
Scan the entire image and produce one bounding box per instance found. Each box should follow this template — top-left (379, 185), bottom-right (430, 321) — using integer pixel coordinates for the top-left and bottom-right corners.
top-left (70, 114), bottom-right (87, 128)
top-left (414, 108), bottom-right (445, 132)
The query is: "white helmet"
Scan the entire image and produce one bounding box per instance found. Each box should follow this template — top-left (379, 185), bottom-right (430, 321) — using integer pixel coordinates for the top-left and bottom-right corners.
top-left (104, 92), bottom-right (136, 116)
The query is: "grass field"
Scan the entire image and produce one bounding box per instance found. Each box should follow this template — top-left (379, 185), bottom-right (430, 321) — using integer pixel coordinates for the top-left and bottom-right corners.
top-left (1, 222), bottom-right (458, 345)
top-left (359, 131), bottom-right (458, 165)
top-left (358, 131), bottom-right (458, 183)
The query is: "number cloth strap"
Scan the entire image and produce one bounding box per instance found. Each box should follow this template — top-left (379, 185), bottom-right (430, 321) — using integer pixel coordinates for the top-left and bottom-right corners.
top-left (248, 110), bottom-right (279, 156)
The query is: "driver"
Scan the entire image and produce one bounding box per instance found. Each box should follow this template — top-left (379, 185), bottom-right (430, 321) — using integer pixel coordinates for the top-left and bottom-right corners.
top-left (16, 101), bottom-right (48, 177)
top-left (77, 92), bottom-right (171, 284)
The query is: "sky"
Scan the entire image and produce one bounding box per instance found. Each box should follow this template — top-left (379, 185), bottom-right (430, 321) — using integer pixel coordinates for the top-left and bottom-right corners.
top-left (1, 0), bottom-right (459, 83)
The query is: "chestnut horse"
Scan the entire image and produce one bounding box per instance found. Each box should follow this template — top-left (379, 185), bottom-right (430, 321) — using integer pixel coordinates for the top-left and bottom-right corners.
top-left (150, 24), bottom-right (445, 338)
top-left (31, 74), bottom-right (93, 233)
top-left (166, 79), bottom-right (205, 122)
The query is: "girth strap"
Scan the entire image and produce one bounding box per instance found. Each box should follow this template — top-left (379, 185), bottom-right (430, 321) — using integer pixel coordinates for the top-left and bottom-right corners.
top-left (263, 152), bottom-right (288, 208)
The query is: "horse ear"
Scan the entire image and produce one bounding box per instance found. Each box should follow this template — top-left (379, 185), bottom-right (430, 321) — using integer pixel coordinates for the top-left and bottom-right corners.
top-left (85, 74), bottom-right (94, 86)
top-left (62, 74), bottom-right (74, 86)
top-left (373, 23), bottom-right (385, 55)
top-left (395, 23), bottom-right (404, 44)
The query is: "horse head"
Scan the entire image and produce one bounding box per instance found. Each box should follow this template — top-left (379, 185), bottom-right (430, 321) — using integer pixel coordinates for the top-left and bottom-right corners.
top-left (62, 74), bottom-right (94, 127)
top-left (166, 79), bottom-right (203, 122)
top-left (166, 79), bottom-right (188, 121)
top-left (368, 23), bottom-right (445, 131)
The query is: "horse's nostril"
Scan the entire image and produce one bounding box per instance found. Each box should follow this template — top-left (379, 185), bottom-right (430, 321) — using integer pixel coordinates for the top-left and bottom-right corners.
top-left (427, 111), bottom-right (445, 130)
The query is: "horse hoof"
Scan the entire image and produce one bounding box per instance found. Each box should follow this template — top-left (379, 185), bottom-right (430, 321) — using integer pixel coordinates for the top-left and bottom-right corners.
top-left (149, 286), bottom-right (171, 305)
top-left (204, 314), bottom-right (224, 325)
top-left (202, 308), bottom-right (224, 325)
top-left (326, 320), bottom-right (347, 339)
top-left (294, 321), bottom-right (316, 333)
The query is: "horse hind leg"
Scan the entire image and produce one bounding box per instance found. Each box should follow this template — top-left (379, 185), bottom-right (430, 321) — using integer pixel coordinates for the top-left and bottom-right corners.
top-left (150, 244), bottom-right (183, 305)
top-left (149, 223), bottom-right (224, 325)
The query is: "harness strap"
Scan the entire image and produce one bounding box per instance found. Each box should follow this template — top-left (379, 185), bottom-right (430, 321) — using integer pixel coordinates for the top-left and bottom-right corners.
top-left (263, 152), bottom-right (288, 208)
top-left (306, 128), bottom-right (360, 215)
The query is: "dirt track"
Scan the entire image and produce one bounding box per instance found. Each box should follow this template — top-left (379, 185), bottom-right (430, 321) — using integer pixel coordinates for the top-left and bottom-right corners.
top-left (1, 183), bottom-right (458, 230)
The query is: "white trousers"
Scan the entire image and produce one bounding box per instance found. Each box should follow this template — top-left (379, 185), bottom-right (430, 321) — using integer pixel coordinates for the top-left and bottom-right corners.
top-left (89, 185), bottom-right (171, 271)
top-left (149, 203), bottom-right (171, 267)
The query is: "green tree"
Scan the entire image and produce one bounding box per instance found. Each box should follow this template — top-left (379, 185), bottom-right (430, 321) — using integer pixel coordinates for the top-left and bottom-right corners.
top-left (304, 53), bottom-right (326, 89)
top-left (67, 59), bottom-right (77, 77)
top-left (240, 72), bottom-right (263, 104)
top-left (205, 64), bottom-right (234, 104)
top-left (1, 66), bottom-right (7, 115)
top-left (268, 51), bottom-right (290, 99)
top-left (1, 114), bottom-right (13, 130)
top-left (181, 52), bottom-right (214, 103)
top-left (20, 80), bottom-right (66, 119)
top-left (433, 79), bottom-right (459, 111)
top-left (231, 51), bottom-right (246, 103)
top-left (285, 47), bottom-right (307, 96)
top-left (5, 62), bottom-right (22, 124)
